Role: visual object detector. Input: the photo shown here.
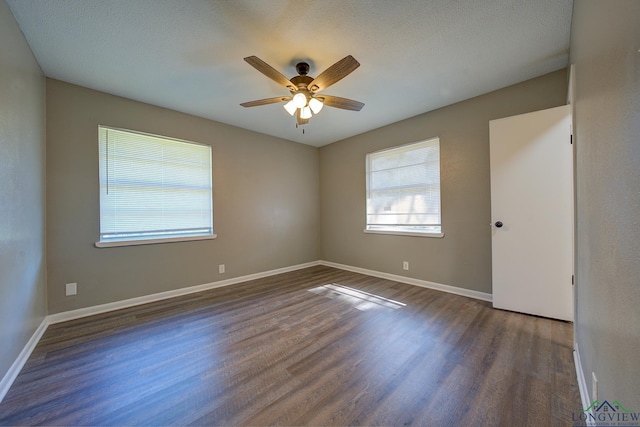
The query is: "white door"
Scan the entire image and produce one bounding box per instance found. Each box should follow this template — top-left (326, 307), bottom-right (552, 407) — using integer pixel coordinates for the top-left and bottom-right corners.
top-left (489, 105), bottom-right (573, 321)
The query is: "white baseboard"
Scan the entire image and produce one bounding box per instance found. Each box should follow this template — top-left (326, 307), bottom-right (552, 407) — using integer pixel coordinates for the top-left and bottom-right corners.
top-left (0, 317), bottom-right (49, 403)
top-left (318, 260), bottom-right (493, 302)
top-left (574, 342), bottom-right (595, 425)
top-left (48, 261), bottom-right (321, 325)
top-left (46, 260), bottom-right (493, 325)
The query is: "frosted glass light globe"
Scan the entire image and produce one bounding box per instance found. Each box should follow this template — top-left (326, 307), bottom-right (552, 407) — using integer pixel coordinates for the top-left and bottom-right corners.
top-left (292, 93), bottom-right (307, 108)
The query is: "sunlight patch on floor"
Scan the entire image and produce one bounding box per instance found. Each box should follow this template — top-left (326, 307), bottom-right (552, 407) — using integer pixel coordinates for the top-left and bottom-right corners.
top-left (308, 283), bottom-right (406, 311)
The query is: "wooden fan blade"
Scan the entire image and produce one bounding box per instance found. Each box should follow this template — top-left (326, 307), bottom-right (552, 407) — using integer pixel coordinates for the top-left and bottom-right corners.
top-left (240, 96), bottom-right (291, 107)
top-left (317, 95), bottom-right (364, 111)
top-left (244, 56), bottom-right (297, 91)
top-left (308, 55), bottom-right (360, 93)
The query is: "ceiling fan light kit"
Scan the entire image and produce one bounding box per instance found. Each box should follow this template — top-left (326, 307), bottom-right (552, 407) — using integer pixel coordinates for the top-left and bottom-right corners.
top-left (241, 55), bottom-right (364, 126)
top-left (292, 92), bottom-right (307, 109)
top-left (309, 97), bottom-right (323, 114)
top-left (300, 106), bottom-right (313, 119)
top-left (283, 100), bottom-right (297, 115)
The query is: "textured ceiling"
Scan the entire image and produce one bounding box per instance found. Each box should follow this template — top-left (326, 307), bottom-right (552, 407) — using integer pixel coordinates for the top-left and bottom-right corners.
top-left (6, 0), bottom-right (573, 147)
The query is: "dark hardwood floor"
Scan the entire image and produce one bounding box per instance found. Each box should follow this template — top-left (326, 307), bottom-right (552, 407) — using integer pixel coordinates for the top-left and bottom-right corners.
top-left (0, 266), bottom-right (581, 426)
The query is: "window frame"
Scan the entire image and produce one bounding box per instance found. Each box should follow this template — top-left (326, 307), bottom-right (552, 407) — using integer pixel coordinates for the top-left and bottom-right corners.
top-left (364, 137), bottom-right (444, 238)
top-left (95, 126), bottom-right (216, 248)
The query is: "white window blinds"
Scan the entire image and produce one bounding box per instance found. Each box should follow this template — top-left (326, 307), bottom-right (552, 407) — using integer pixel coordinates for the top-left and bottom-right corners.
top-left (366, 137), bottom-right (441, 234)
top-left (98, 126), bottom-right (213, 245)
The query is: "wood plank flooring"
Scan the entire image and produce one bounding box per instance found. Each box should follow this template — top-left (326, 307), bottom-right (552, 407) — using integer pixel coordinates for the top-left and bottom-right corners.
top-left (0, 266), bottom-right (581, 426)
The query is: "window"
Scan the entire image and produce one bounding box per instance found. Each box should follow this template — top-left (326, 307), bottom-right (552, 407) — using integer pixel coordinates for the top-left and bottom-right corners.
top-left (365, 137), bottom-right (442, 237)
top-left (96, 126), bottom-right (214, 247)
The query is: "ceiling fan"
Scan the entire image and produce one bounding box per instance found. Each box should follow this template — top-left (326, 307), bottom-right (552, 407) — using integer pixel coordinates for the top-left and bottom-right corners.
top-left (240, 55), bottom-right (364, 126)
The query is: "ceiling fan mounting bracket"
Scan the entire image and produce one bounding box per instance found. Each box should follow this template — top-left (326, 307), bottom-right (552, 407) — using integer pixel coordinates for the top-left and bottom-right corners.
top-left (295, 62), bottom-right (310, 76)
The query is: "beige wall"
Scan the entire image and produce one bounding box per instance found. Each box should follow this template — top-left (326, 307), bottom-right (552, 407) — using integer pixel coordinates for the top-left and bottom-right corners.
top-left (0, 0), bottom-right (47, 383)
top-left (46, 70), bottom-right (569, 313)
top-left (46, 79), bottom-right (319, 314)
top-left (571, 1), bottom-right (640, 407)
top-left (319, 70), bottom-right (568, 294)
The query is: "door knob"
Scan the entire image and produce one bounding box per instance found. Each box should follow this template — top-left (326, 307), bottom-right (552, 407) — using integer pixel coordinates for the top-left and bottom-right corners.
top-left (495, 221), bottom-right (503, 228)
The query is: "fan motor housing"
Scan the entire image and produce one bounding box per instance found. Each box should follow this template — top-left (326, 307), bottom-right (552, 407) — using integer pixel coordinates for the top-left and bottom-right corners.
top-left (290, 75), bottom-right (313, 91)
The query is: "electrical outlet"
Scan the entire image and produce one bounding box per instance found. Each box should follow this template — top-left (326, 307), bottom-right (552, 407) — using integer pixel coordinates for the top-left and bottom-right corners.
top-left (403, 261), bottom-right (409, 271)
top-left (592, 372), bottom-right (598, 402)
top-left (65, 283), bottom-right (77, 296)
top-left (219, 264), bottom-right (225, 274)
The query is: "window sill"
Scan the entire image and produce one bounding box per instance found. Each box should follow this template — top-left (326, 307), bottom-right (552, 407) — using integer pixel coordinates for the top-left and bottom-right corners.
top-left (95, 234), bottom-right (217, 248)
top-left (364, 229), bottom-right (444, 238)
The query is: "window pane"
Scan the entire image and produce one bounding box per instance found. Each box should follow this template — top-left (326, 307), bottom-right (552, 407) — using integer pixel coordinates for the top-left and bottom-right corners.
top-left (366, 138), bottom-right (441, 233)
top-left (98, 126), bottom-right (213, 243)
